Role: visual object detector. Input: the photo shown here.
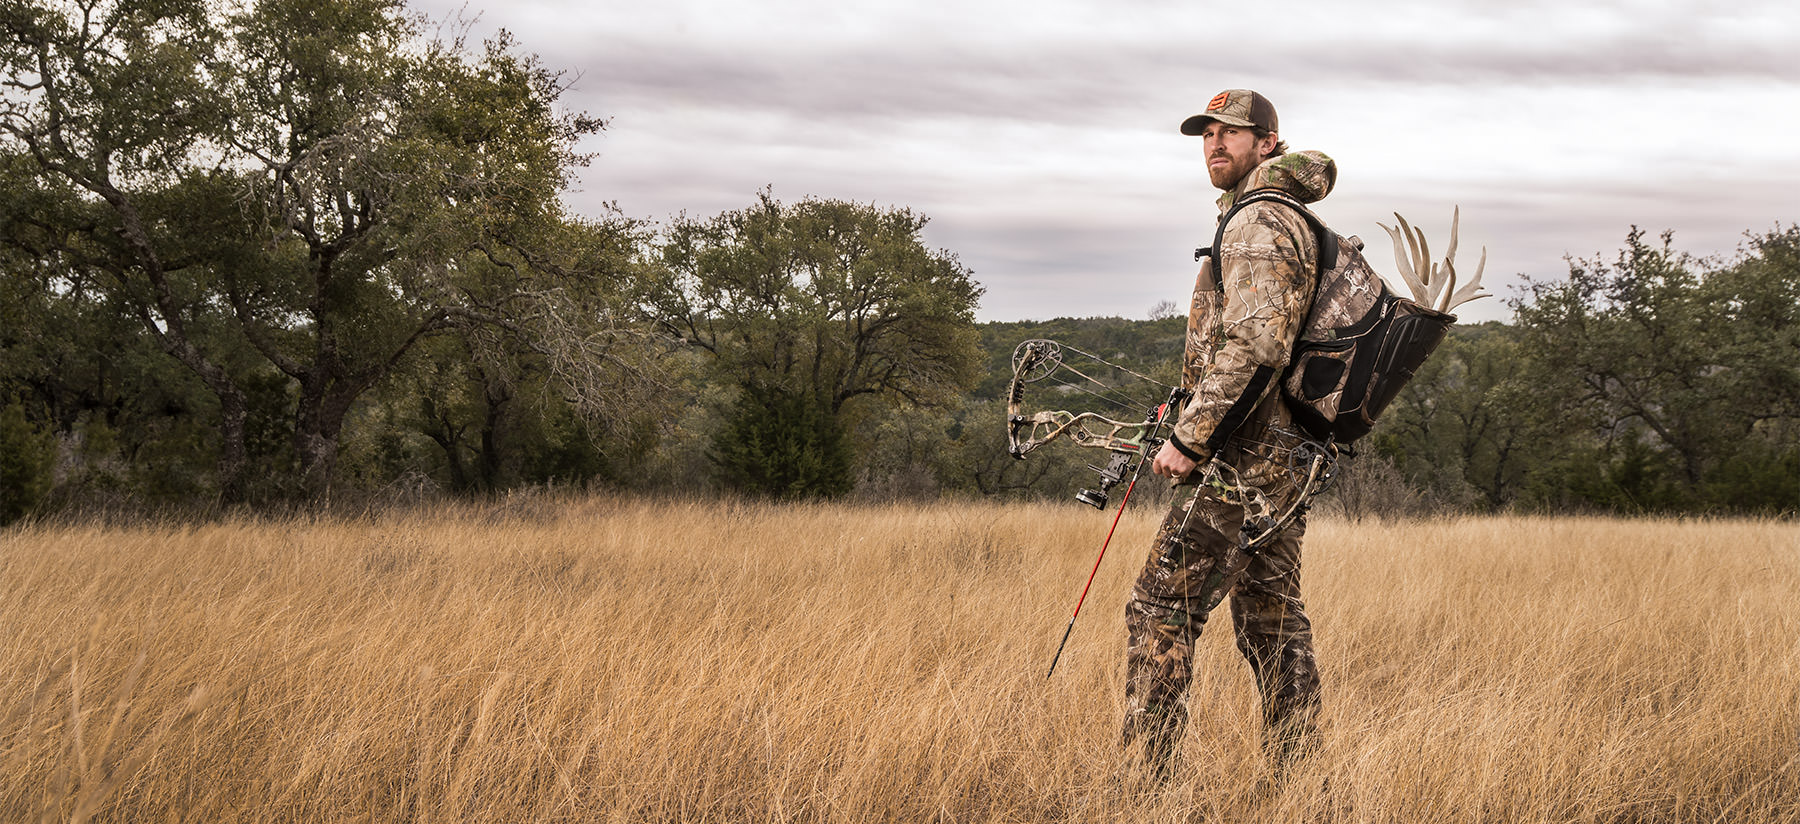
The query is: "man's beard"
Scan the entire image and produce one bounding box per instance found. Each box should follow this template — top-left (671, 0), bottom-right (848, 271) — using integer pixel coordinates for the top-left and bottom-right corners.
top-left (1208, 153), bottom-right (1255, 190)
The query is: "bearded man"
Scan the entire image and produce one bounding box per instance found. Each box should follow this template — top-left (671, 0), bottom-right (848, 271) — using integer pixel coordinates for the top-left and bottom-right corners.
top-left (1124, 88), bottom-right (1338, 776)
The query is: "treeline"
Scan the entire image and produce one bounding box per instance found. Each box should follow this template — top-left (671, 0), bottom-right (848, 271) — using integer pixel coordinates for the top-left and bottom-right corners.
top-left (6, 221), bottom-right (1795, 522)
top-left (2, 1), bottom-right (1795, 523)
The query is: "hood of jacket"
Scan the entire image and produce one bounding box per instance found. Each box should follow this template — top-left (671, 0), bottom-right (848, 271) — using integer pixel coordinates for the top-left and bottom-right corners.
top-left (1219, 149), bottom-right (1336, 210)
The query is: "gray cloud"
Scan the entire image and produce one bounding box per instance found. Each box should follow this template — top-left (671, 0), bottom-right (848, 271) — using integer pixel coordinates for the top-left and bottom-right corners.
top-left (526, 11), bottom-right (1798, 128)
top-left (409, 0), bottom-right (1799, 323)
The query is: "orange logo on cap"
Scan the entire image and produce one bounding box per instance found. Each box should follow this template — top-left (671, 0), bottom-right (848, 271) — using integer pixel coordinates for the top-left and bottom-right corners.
top-left (1206, 92), bottom-right (1230, 112)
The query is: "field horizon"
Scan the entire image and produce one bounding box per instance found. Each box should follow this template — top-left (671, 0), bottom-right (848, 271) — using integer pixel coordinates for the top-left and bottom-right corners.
top-left (3, 495), bottom-right (1796, 822)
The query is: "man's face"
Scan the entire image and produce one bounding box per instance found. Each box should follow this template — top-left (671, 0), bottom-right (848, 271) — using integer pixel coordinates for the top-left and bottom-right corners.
top-left (1199, 121), bottom-right (1277, 190)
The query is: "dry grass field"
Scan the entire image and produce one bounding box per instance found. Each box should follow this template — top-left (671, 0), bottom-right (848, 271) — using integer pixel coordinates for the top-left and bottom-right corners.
top-left (2, 495), bottom-right (1795, 823)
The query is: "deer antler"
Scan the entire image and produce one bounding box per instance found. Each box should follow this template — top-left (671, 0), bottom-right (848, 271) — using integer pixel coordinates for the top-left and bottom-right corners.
top-left (1377, 207), bottom-right (1490, 313)
top-left (1381, 214), bottom-right (1426, 302)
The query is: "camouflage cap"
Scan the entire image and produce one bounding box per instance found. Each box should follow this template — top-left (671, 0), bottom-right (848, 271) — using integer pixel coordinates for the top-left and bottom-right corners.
top-left (1180, 90), bottom-right (1278, 135)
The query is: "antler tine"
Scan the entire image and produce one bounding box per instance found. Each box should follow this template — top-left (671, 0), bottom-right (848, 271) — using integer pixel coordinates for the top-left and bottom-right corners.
top-left (1443, 205), bottom-right (1461, 272)
top-left (1437, 205), bottom-right (1461, 310)
top-left (1403, 214), bottom-right (1434, 302)
top-left (1379, 217), bottom-right (1428, 303)
top-left (1436, 258), bottom-right (1457, 314)
top-left (1444, 245), bottom-right (1490, 311)
top-left (1416, 223), bottom-right (1441, 305)
top-left (1432, 207), bottom-right (1458, 312)
top-left (1397, 213), bottom-right (1430, 289)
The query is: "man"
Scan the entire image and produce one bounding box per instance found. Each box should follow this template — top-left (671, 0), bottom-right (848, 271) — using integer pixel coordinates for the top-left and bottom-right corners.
top-left (1123, 89), bottom-right (1337, 775)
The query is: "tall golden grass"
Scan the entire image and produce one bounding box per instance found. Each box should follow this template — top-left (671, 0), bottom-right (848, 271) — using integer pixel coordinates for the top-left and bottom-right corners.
top-left (2, 495), bottom-right (1795, 823)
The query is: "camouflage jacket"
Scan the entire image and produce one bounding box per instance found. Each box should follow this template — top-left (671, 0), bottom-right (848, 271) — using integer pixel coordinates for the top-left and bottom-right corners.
top-left (1168, 150), bottom-right (1338, 467)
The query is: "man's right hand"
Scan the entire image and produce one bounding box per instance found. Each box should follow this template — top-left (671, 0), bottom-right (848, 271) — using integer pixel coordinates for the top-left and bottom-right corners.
top-left (1150, 440), bottom-right (1198, 482)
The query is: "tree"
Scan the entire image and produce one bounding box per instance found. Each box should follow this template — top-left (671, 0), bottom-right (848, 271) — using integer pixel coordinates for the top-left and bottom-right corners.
top-left (1369, 323), bottom-right (1536, 510)
top-left (213, 0), bottom-right (639, 496)
top-left (1, 0), bottom-right (255, 497)
top-left (649, 191), bottom-right (984, 497)
top-left (709, 381), bottom-right (852, 500)
top-left (1, 0), bottom-right (658, 501)
top-left (1509, 226), bottom-right (1800, 513)
top-left (0, 397), bottom-right (53, 522)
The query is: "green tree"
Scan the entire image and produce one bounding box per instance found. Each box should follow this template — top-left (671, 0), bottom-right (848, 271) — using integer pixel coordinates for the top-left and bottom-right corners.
top-left (648, 191), bottom-right (983, 498)
top-left (1694, 225), bottom-right (1800, 512)
top-left (1, 0), bottom-right (254, 496)
top-left (1370, 323), bottom-right (1540, 510)
top-left (0, 397), bottom-right (53, 523)
top-left (212, 1), bottom-right (634, 496)
top-left (2, 0), bottom-right (658, 501)
top-left (709, 381), bottom-right (852, 500)
top-left (1510, 226), bottom-right (1800, 513)
top-left (0, 158), bottom-right (225, 505)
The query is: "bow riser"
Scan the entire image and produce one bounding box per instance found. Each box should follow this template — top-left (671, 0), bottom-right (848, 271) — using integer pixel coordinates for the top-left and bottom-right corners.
top-left (1008, 410), bottom-right (1165, 459)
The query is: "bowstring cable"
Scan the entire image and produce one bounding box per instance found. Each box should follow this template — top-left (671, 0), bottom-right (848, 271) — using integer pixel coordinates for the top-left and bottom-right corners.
top-left (1051, 364), bottom-right (1157, 413)
top-left (1037, 348), bottom-right (1177, 418)
top-left (1053, 342), bottom-right (1176, 390)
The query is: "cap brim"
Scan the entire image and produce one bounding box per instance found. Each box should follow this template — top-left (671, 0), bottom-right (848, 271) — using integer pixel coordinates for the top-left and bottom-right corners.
top-left (1180, 113), bottom-right (1256, 135)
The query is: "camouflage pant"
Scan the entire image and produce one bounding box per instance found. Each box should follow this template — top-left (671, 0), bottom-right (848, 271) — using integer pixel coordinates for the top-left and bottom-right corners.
top-left (1121, 485), bottom-right (1320, 769)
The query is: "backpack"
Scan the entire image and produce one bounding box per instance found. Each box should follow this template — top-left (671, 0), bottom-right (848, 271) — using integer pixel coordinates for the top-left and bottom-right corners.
top-left (1196, 189), bottom-right (1455, 444)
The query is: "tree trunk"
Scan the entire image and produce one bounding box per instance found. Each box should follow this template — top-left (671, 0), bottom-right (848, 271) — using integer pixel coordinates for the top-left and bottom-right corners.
top-left (216, 386), bottom-right (250, 504)
top-left (146, 323), bottom-right (252, 504)
top-left (293, 379), bottom-right (362, 500)
top-left (477, 375), bottom-right (514, 491)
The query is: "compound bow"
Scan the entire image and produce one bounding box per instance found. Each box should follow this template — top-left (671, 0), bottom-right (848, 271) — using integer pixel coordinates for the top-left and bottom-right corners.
top-left (1006, 338), bottom-right (1189, 509)
top-left (1006, 337), bottom-right (1340, 548)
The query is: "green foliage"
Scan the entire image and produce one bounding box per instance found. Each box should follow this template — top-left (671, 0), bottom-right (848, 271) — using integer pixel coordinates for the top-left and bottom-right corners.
top-left (709, 384), bottom-right (852, 500)
top-left (648, 191), bottom-right (984, 498)
top-left (1506, 225), bottom-right (1800, 514)
top-left (850, 404), bottom-right (953, 501)
top-left (1705, 426), bottom-right (1800, 515)
top-left (0, 398), bottom-right (53, 524)
top-left (653, 191), bottom-right (984, 407)
top-left (1367, 322), bottom-right (1535, 511)
top-left (2, 0), bottom-right (659, 507)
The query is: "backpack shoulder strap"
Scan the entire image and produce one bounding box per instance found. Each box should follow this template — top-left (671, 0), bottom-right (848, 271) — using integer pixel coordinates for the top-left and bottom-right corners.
top-left (1194, 188), bottom-right (1338, 290)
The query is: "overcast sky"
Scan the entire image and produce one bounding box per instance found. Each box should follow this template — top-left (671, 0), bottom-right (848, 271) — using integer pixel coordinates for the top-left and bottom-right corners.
top-left (410, 0), bottom-right (1798, 324)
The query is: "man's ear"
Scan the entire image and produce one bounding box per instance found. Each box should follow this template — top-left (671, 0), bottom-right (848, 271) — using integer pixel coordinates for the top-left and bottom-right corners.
top-left (1259, 132), bottom-right (1281, 156)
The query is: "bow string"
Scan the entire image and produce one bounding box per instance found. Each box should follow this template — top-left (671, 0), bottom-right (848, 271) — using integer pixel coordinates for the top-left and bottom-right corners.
top-left (1006, 339), bottom-right (1183, 460)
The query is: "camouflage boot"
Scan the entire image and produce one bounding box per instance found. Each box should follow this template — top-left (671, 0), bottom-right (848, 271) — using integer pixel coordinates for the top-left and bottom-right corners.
top-left (1121, 703), bottom-right (1188, 781)
top-left (1263, 709), bottom-right (1321, 772)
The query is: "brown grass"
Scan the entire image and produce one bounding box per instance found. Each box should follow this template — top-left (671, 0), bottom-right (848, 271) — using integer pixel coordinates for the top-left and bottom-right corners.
top-left (2, 495), bottom-right (1796, 822)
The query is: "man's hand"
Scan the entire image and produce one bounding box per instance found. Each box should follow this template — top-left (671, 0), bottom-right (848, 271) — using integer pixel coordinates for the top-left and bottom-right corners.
top-left (1150, 440), bottom-right (1199, 481)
